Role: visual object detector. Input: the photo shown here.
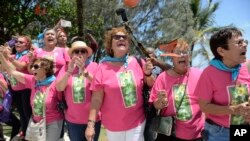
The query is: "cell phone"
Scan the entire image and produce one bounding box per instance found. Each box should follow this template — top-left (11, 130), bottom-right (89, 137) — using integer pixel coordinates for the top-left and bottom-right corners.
top-left (7, 39), bottom-right (16, 48)
top-left (60, 20), bottom-right (72, 27)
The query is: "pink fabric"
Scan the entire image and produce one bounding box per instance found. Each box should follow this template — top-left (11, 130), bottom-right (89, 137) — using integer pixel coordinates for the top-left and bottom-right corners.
top-left (24, 74), bottom-right (63, 124)
top-left (90, 57), bottom-right (145, 131)
top-left (195, 63), bottom-right (250, 128)
top-left (149, 68), bottom-right (204, 140)
top-left (57, 62), bottom-right (100, 124)
top-left (33, 47), bottom-right (67, 76)
top-left (10, 54), bottom-right (30, 91)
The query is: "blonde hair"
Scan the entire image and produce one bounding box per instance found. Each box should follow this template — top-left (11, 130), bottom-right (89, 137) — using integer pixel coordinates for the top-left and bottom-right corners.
top-left (173, 39), bottom-right (190, 52)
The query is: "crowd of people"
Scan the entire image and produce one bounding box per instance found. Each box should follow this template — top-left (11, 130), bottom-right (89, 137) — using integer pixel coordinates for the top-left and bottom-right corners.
top-left (0, 24), bottom-right (249, 141)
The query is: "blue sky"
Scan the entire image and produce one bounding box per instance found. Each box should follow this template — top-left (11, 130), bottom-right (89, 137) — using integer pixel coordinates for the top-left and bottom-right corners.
top-left (211, 0), bottom-right (250, 57)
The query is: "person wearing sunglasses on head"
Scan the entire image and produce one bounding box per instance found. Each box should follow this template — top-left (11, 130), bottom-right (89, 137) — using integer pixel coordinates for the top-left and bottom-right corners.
top-left (149, 39), bottom-right (204, 141)
top-left (55, 39), bottom-right (101, 141)
top-left (0, 35), bottom-right (33, 139)
top-left (194, 27), bottom-right (250, 141)
top-left (85, 26), bottom-right (155, 141)
top-left (0, 54), bottom-right (64, 141)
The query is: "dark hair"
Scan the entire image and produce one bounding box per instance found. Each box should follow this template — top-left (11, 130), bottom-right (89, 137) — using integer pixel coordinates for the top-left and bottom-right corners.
top-left (32, 58), bottom-right (54, 77)
top-left (209, 27), bottom-right (242, 60)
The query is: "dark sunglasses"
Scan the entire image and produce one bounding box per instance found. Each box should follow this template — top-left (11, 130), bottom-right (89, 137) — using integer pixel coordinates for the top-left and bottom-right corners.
top-left (73, 49), bottom-right (87, 54)
top-left (112, 35), bottom-right (128, 40)
top-left (30, 64), bottom-right (41, 70)
top-left (15, 40), bottom-right (26, 44)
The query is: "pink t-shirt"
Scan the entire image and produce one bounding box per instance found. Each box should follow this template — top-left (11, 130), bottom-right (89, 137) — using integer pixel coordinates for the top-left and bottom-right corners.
top-left (196, 63), bottom-right (250, 128)
top-left (34, 47), bottom-right (68, 76)
top-left (24, 74), bottom-right (63, 124)
top-left (10, 54), bottom-right (30, 91)
top-left (57, 62), bottom-right (100, 124)
top-left (90, 57), bottom-right (145, 131)
top-left (149, 68), bottom-right (204, 140)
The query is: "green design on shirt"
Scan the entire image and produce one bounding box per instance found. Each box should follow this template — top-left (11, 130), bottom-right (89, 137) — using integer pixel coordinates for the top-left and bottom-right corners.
top-left (173, 84), bottom-right (192, 121)
top-left (10, 76), bottom-right (17, 86)
top-left (117, 71), bottom-right (137, 108)
top-left (72, 75), bottom-right (85, 103)
top-left (33, 91), bottom-right (45, 116)
top-left (229, 84), bottom-right (249, 125)
top-left (43, 55), bottom-right (55, 62)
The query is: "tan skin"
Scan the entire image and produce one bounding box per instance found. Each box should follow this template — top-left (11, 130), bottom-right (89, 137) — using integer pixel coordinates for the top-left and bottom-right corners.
top-left (0, 52), bottom-right (47, 85)
top-left (56, 31), bottom-right (68, 48)
top-left (56, 47), bottom-right (93, 91)
top-left (85, 31), bottom-right (155, 141)
top-left (153, 47), bottom-right (190, 110)
top-left (146, 47), bottom-right (172, 71)
top-left (198, 35), bottom-right (250, 122)
top-left (0, 37), bottom-right (30, 71)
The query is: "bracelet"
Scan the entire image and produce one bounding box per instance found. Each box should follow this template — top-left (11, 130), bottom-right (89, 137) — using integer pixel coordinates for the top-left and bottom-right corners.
top-left (87, 120), bottom-right (95, 128)
top-left (88, 119), bottom-right (95, 123)
top-left (144, 72), bottom-right (152, 77)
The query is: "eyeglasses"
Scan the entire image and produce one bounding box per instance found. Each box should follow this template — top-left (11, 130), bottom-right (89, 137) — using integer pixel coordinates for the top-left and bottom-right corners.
top-left (227, 39), bottom-right (248, 47)
top-left (112, 35), bottom-right (128, 40)
top-left (73, 49), bottom-right (87, 54)
top-left (173, 50), bottom-right (190, 56)
top-left (30, 64), bottom-right (41, 70)
top-left (15, 40), bottom-right (26, 44)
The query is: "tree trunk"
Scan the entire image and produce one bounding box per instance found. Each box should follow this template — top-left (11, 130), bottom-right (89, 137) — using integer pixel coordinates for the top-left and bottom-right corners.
top-left (76, 0), bottom-right (84, 36)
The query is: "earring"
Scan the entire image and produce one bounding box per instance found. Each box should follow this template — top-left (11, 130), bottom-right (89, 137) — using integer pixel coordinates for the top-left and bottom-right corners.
top-left (109, 48), bottom-right (113, 55)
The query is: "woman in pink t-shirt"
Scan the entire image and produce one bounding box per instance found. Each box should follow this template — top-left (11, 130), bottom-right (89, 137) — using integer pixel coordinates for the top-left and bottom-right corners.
top-left (28, 29), bottom-right (69, 77)
top-left (56, 39), bottom-right (100, 141)
top-left (0, 55), bottom-right (63, 141)
top-left (150, 39), bottom-right (204, 141)
top-left (85, 27), bottom-right (155, 141)
top-left (195, 27), bottom-right (250, 141)
top-left (1, 35), bottom-right (32, 138)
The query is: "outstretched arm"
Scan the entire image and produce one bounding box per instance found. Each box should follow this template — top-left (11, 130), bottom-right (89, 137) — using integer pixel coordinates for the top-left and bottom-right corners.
top-left (0, 53), bottom-right (25, 84)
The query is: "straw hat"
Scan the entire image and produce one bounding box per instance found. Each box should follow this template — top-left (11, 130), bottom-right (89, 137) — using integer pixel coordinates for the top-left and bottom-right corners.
top-left (68, 41), bottom-right (93, 57)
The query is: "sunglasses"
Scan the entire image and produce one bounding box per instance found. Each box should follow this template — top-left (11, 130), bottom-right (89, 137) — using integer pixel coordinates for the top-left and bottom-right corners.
top-left (112, 35), bottom-right (128, 40)
top-left (73, 49), bottom-right (87, 54)
top-left (15, 40), bottom-right (26, 44)
top-left (30, 64), bottom-right (41, 70)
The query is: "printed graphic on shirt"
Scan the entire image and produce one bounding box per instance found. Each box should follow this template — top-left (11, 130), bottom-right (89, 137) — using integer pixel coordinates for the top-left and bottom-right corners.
top-left (10, 75), bottom-right (17, 86)
top-left (43, 54), bottom-right (55, 62)
top-left (33, 91), bottom-right (45, 116)
top-left (228, 84), bottom-right (249, 125)
top-left (173, 84), bottom-right (192, 121)
top-left (72, 75), bottom-right (85, 103)
top-left (117, 71), bottom-right (137, 108)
